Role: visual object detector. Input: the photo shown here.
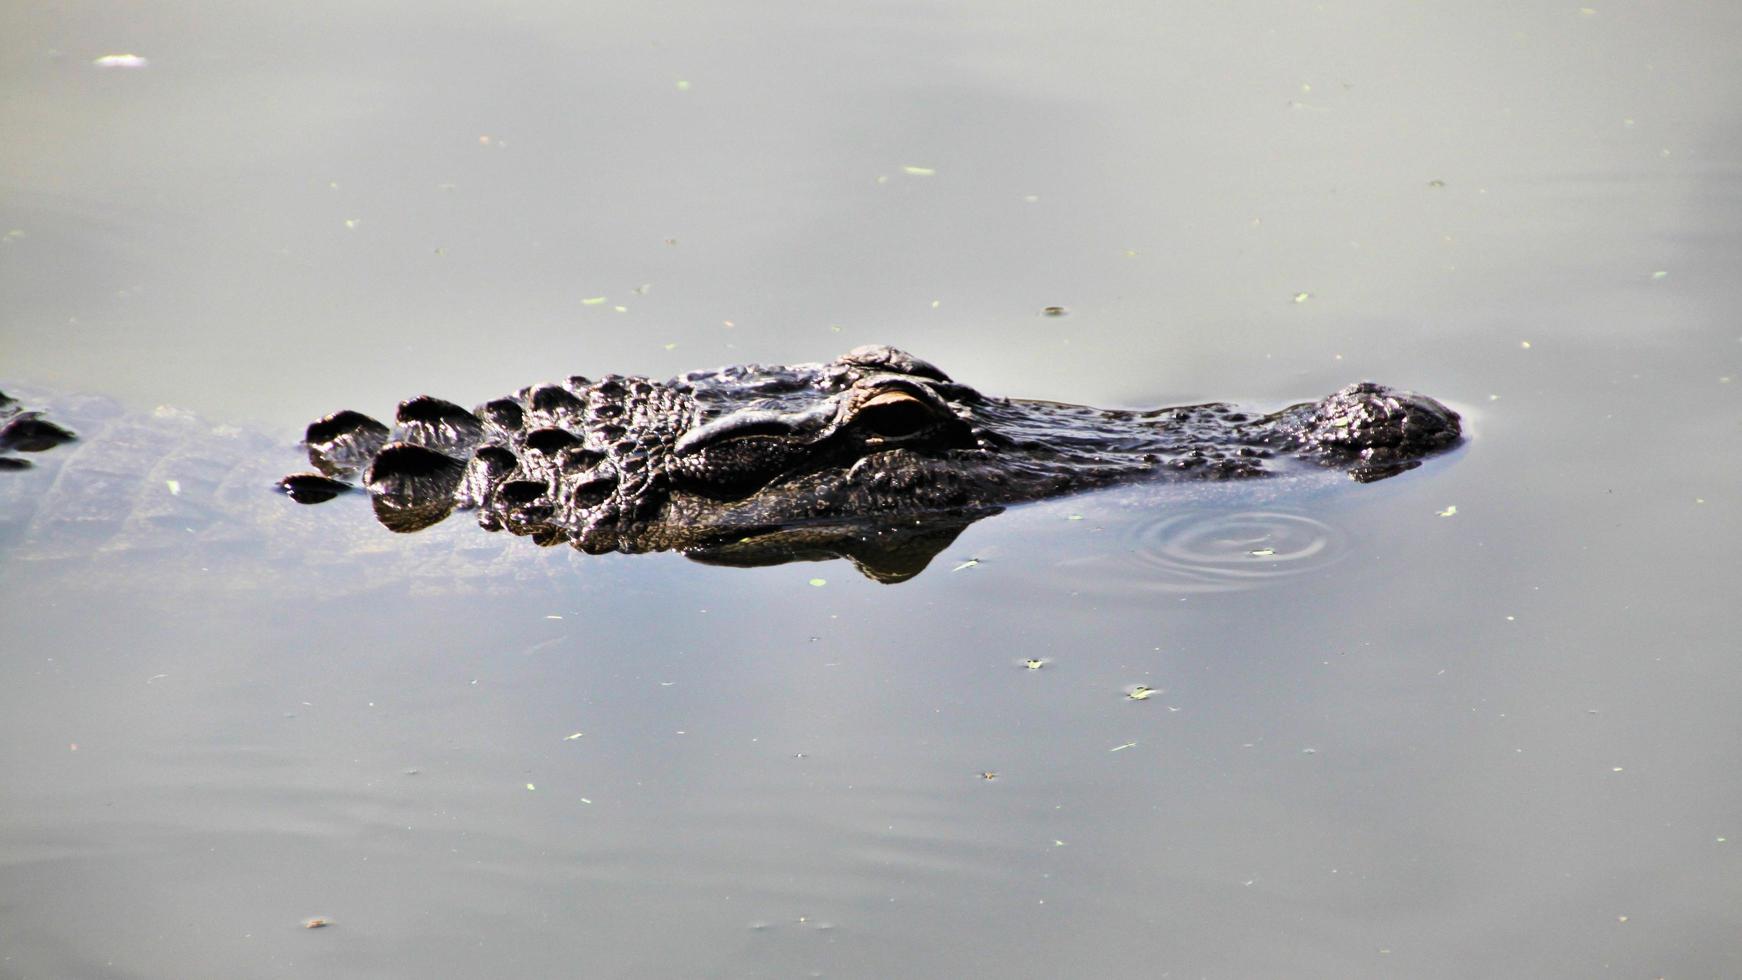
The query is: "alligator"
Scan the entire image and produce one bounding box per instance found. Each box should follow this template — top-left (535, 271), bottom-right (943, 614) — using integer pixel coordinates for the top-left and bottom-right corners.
top-left (285, 345), bottom-right (1459, 575)
top-left (2, 347), bottom-right (1460, 582)
top-left (0, 391), bottom-right (77, 469)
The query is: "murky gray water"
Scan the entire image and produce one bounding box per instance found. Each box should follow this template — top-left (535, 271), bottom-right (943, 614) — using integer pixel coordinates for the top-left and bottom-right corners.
top-left (4, 2), bottom-right (1740, 977)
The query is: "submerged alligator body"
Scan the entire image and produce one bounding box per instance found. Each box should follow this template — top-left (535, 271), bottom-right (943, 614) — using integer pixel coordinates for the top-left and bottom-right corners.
top-left (260, 346), bottom-right (1461, 579)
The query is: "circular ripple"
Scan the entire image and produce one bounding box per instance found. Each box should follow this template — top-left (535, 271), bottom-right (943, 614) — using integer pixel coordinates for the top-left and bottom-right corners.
top-left (1120, 509), bottom-right (1348, 594)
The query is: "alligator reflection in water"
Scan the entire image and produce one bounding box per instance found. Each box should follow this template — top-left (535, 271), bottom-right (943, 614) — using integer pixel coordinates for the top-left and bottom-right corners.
top-left (270, 346), bottom-right (1461, 582)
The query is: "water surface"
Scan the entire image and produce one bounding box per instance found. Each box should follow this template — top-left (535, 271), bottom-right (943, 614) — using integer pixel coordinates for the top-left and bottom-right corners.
top-left (3, 2), bottom-right (1740, 977)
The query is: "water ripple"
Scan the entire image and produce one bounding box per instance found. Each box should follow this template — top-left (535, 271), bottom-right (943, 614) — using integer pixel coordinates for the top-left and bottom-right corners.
top-left (1114, 509), bottom-right (1347, 594)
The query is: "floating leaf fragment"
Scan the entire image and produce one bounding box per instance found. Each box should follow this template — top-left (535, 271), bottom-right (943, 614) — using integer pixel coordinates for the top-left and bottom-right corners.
top-left (563, 732), bottom-right (584, 741)
top-left (950, 558), bottom-right (980, 572)
top-left (675, 79), bottom-right (692, 92)
top-left (808, 577), bottom-right (827, 587)
top-left (901, 166), bottom-right (936, 177)
top-left (1023, 658), bottom-right (1047, 670)
top-left (165, 480), bottom-right (181, 495)
top-left (1249, 547), bottom-right (1276, 557)
top-left (1650, 270), bottom-right (1668, 280)
top-left (1042, 306), bottom-right (1068, 316)
top-left (526, 783), bottom-right (537, 791)
top-left (581, 296), bottom-right (608, 306)
top-left (1427, 179), bottom-right (1446, 188)
top-left (1127, 686), bottom-right (1154, 701)
top-left (93, 53), bottom-right (149, 69)
top-left (1292, 292), bottom-right (1311, 304)
top-left (1109, 741), bottom-right (1137, 752)
top-left (978, 770), bottom-right (999, 780)
top-left (303, 918), bottom-right (332, 929)
top-left (1438, 505), bottom-right (1458, 517)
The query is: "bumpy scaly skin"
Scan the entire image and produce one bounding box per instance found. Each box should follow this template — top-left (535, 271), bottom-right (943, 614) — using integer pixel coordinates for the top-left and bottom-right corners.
top-left (281, 346), bottom-right (1462, 558)
top-left (1, 390), bottom-right (78, 470)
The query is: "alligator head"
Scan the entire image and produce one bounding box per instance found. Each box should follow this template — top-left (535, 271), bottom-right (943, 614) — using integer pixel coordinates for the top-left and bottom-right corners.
top-left (279, 346), bottom-right (1461, 581)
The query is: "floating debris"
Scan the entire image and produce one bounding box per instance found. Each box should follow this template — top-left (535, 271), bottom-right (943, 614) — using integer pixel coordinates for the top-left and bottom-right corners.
top-left (808, 577), bottom-right (827, 587)
top-left (1292, 292), bottom-right (1311, 304)
top-left (1041, 306), bottom-right (1068, 317)
top-left (1109, 741), bottom-right (1137, 752)
top-left (1127, 686), bottom-right (1154, 701)
top-left (1022, 658), bottom-right (1047, 670)
top-left (93, 53), bottom-right (149, 69)
top-left (901, 165), bottom-right (936, 177)
top-left (951, 558), bottom-right (981, 572)
top-left (978, 770), bottom-right (999, 780)
top-left (302, 918), bottom-right (332, 929)
top-left (1249, 547), bottom-right (1276, 557)
top-left (1438, 505), bottom-right (1458, 517)
top-left (563, 732), bottom-right (584, 741)
top-left (581, 297), bottom-right (608, 306)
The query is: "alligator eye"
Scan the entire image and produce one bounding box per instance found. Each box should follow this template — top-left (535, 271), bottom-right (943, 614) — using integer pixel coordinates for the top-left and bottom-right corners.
top-left (854, 389), bottom-right (937, 438)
